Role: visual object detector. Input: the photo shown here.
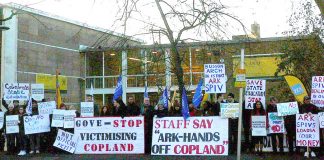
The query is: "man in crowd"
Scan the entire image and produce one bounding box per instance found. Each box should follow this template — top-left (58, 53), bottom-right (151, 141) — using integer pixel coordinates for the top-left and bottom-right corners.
top-left (86, 95), bottom-right (99, 116)
top-left (127, 96), bottom-right (140, 116)
top-left (226, 93), bottom-right (239, 154)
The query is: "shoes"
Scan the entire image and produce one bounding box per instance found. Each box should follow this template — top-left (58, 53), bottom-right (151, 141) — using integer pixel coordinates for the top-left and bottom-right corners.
top-left (304, 151), bottom-right (309, 157)
top-left (29, 150), bottom-right (34, 154)
top-left (18, 150), bottom-right (26, 156)
top-left (36, 150), bottom-right (40, 154)
top-left (310, 151), bottom-right (316, 157)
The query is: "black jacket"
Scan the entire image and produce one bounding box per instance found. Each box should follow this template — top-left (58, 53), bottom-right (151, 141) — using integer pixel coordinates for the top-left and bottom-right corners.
top-left (127, 103), bottom-right (141, 116)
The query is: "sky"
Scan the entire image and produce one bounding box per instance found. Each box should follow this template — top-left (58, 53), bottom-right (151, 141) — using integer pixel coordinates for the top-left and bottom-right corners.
top-left (1, 0), bottom-right (321, 44)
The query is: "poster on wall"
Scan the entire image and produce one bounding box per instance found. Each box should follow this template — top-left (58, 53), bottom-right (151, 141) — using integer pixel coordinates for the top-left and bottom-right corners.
top-left (151, 116), bottom-right (228, 155)
top-left (245, 79), bottom-right (266, 109)
top-left (74, 117), bottom-right (144, 154)
top-left (204, 64), bottom-right (226, 93)
top-left (3, 83), bottom-right (30, 100)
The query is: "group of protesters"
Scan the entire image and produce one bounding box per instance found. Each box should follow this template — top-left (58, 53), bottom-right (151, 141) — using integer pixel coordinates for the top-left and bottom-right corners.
top-left (0, 92), bottom-right (323, 158)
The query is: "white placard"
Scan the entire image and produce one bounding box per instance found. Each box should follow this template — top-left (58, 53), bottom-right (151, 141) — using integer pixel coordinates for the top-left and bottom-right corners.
top-left (80, 102), bottom-right (94, 117)
top-left (74, 117), bottom-right (144, 154)
top-left (64, 110), bottom-right (76, 128)
top-left (277, 102), bottom-right (299, 116)
top-left (6, 115), bottom-right (19, 134)
top-left (268, 112), bottom-right (285, 133)
top-left (296, 114), bottom-right (320, 147)
top-left (204, 64), bottom-right (226, 93)
top-left (31, 84), bottom-right (44, 101)
top-left (53, 129), bottom-right (78, 153)
top-left (252, 116), bottom-right (267, 136)
top-left (52, 109), bottom-right (65, 127)
top-left (24, 114), bottom-right (50, 134)
top-left (3, 83), bottom-right (30, 100)
top-left (38, 101), bottom-right (56, 115)
top-left (245, 79), bottom-right (266, 109)
top-left (311, 76), bottom-right (324, 108)
top-left (220, 103), bottom-right (239, 118)
top-left (0, 112), bottom-right (4, 129)
top-left (317, 112), bottom-right (324, 128)
top-left (151, 116), bottom-right (228, 155)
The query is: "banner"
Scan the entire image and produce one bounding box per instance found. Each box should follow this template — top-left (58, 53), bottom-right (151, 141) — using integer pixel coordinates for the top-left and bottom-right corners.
top-left (204, 64), bottom-right (226, 93)
top-left (151, 116), bottom-right (228, 155)
top-left (36, 74), bottom-right (67, 90)
top-left (318, 112), bottom-right (324, 128)
top-left (3, 83), bottom-right (29, 100)
top-left (81, 102), bottom-right (94, 117)
top-left (74, 117), bottom-right (144, 154)
top-left (277, 102), bottom-right (299, 116)
top-left (38, 101), bottom-right (56, 115)
top-left (245, 79), bottom-right (266, 109)
top-left (296, 114), bottom-right (320, 147)
top-left (252, 116), bottom-right (267, 136)
top-left (53, 129), bottom-right (78, 153)
top-left (31, 84), bottom-right (44, 101)
top-left (64, 110), bottom-right (76, 128)
top-left (284, 75), bottom-right (308, 103)
top-left (6, 115), bottom-right (19, 134)
top-left (220, 103), bottom-right (239, 118)
top-left (0, 112), bottom-right (4, 129)
top-left (24, 115), bottom-right (50, 134)
top-left (268, 113), bottom-right (285, 133)
top-left (52, 109), bottom-right (65, 127)
top-left (311, 76), bottom-right (324, 108)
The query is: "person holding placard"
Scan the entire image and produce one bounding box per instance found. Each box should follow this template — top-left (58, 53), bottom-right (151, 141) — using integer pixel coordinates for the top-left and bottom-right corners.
top-left (112, 98), bottom-right (127, 118)
top-left (100, 105), bottom-right (111, 117)
top-left (266, 96), bottom-right (284, 154)
top-left (28, 99), bottom-right (41, 154)
top-left (243, 100), bottom-right (253, 153)
top-left (170, 100), bottom-right (182, 117)
top-left (251, 101), bottom-right (266, 158)
top-left (4, 103), bottom-right (17, 155)
top-left (17, 106), bottom-right (28, 156)
top-left (86, 95), bottom-right (99, 117)
top-left (300, 96), bottom-right (319, 158)
top-left (226, 93), bottom-right (239, 154)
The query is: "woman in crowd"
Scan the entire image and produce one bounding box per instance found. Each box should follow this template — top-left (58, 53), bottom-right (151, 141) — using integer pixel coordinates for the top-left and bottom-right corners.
top-left (112, 98), bottom-right (127, 118)
top-left (29, 99), bottom-right (40, 154)
top-left (4, 103), bottom-right (18, 155)
top-left (170, 100), bottom-right (182, 116)
top-left (251, 101), bottom-right (266, 158)
top-left (100, 105), bottom-right (111, 117)
top-left (17, 106), bottom-right (28, 156)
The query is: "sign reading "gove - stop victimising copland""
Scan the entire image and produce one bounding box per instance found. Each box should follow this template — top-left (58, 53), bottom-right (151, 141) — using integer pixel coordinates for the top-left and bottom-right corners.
top-left (151, 116), bottom-right (228, 156)
top-left (74, 117), bottom-right (144, 154)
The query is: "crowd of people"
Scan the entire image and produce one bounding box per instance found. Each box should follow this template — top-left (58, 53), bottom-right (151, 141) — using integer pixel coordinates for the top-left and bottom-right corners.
top-left (0, 92), bottom-right (323, 158)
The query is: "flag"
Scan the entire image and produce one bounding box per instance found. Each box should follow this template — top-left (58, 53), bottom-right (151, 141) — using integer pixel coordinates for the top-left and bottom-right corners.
top-left (192, 79), bottom-right (203, 108)
top-left (113, 75), bottom-right (123, 101)
top-left (200, 93), bottom-right (209, 108)
top-left (284, 75), bottom-right (308, 102)
top-left (90, 82), bottom-right (94, 101)
top-left (56, 69), bottom-right (62, 109)
top-left (26, 96), bottom-right (32, 115)
top-left (162, 87), bottom-right (168, 109)
top-left (144, 84), bottom-right (148, 98)
top-left (182, 87), bottom-right (190, 120)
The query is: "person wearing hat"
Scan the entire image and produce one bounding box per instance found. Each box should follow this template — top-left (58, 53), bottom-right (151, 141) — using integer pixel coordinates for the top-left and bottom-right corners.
top-left (4, 103), bottom-right (18, 155)
top-left (300, 95), bottom-right (319, 158)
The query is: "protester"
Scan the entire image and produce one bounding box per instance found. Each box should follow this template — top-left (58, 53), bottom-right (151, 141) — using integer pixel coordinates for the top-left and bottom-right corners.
top-left (170, 100), bottom-right (182, 116)
top-left (210, 93), bottom-right (224, 116)
top-left (242, 100), bottom-right (253, 153)
top-left (189, 103), bottom-right (199, 116)
top-left (154, 103), bottom-right (168, 118)
top-left (86, 95), bottom-right (99, 116)
top-left (17, 106), bottom-right (28, 156)
top-left (100, 105), bottom-right (111, 117)
top-left (127, 96), bottom-right (140, 116)
top-left (251, 101), bottom-right (266, 158)
top-left (28, 99), bottom-right (41, 154)
top-left (0, 106), bottom-right (4, 152)
top-left (266, 96), bottom-right (284, 154)
top-left (201, 101), bottom-right (213, 116)
top-left (283, 94), bottom-right (301, 155)
top-left (4, 103), bottom-right (18, 155)
top-left (112, 98), bottom-right (127, 118)
top-left (226, 93), bottom-right (239, 154)
top-left (300, 96), bottom-right (318, 158)
top-left (142, 97), bottom-right (154, 154)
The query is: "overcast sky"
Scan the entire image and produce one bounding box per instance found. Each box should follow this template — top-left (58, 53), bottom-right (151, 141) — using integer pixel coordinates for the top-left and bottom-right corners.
top-left (1, 0), bottom-right (321, 43)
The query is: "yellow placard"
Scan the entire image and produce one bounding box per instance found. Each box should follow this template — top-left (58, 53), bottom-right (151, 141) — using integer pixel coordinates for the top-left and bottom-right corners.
top-left (36, 74), bottom-right (67, 90)
top-left (233, 56), bottom-right (283, 77)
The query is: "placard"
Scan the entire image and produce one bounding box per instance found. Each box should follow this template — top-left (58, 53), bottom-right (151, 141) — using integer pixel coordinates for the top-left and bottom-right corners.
top-left (204, 64), bottom-right (226, 93)
top-left (268, 112), bottom-right (285, 133)
top-left (80, 102), bottom-right (94, 117)
top-left (53, 129), bottom-right (78, 153)
top-left (296, 114), bottom-right (320, 147)
top-left (24, 115), bottom-right (50, 134)
top-left (52, 109), bottom-right (65, 127)
top-left (31, 84), bottom-right (44, 101)
top-left (38, 101), bottom-right (56, 115)
top-left (6, 115), bottom-right (19, 134)
top-left (3, 83), bottom-right (29, 100)
top-left (64, 110), bottom-right (76, 128)
top-left (151, 116), bottom-right (228, 155)
top-left (277, 102), bottom-right (299, 116)
top-left (245, 79), bottom-right (266, 109)
top-left (318, 112), bottom-right (324, 128)
top-left (74, 117), bottom-right (144, 154)
top-left (0, 112), bottom-right (4, 129)
top-left (252, 116), bottom-right (267, 136)
top-left (311, 76), bottom-right (324, 107)
top-left (220, 103), bottom-right (239, 118)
